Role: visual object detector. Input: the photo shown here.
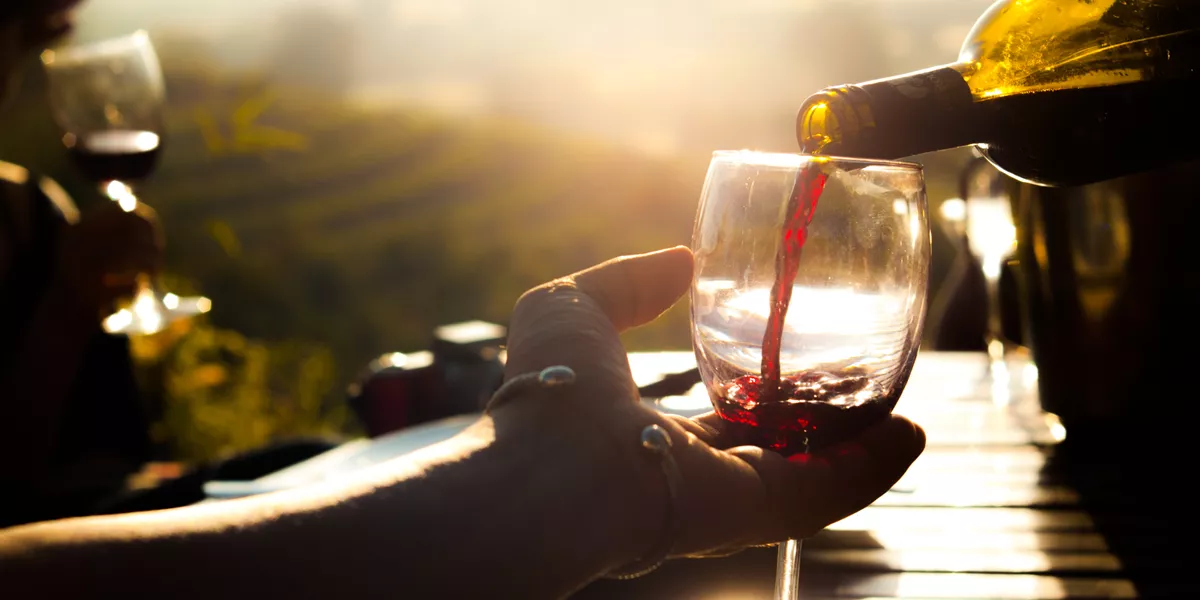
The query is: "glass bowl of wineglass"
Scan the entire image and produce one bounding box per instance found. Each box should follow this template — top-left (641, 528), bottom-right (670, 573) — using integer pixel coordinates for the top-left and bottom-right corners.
top-left (41, 30), bottom-right (209, 336)
top-left (690, 150), bottom-right (930, 599)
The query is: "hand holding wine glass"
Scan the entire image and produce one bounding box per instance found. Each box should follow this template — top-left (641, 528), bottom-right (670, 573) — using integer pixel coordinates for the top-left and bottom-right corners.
top-left (40, 30), bottom-right (208, 335)
top-left (54, 200), bottom-right (163, 320)
top-left (504, 246), bottom-right (924, 570)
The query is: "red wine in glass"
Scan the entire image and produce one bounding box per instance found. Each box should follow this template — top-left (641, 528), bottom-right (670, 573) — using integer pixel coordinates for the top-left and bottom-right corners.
top-left (712, 162), bottom-right (893, 456)
top-left (759, 164), bottom-right (826, 400)
top-left (66, 130), bottom-right (162, 183)
top-left (712, 370), bottom-right (897, 455)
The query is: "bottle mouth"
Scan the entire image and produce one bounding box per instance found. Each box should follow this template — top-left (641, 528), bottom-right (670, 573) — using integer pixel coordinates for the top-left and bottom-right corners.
top-left (710, 150), bottom-right (924, 172)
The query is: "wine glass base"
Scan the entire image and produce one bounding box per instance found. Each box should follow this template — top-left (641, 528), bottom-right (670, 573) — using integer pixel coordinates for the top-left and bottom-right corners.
top-left (103, 294), bottom-right (211, 336)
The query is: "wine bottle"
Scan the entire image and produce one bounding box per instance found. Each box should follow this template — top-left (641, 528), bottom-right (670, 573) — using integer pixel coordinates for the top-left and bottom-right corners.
top-left (796, 0), bottom-right (1200, 187)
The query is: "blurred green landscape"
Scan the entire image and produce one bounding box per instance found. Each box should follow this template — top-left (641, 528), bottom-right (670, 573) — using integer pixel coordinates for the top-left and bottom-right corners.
top-left (0, 49), bottom-right (708, 461)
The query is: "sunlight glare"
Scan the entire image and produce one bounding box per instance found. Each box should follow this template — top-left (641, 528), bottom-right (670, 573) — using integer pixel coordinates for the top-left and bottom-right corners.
top-left (989, 359), bottom-right (1011, 406)
top-left (105, 180), bottom-right (130, 198)
top-left (719, 286), bottom-right (905, 336)
top-left (1022, 362), bottom-right (1039, 387)
top-left (1045, 412), bottom-right (1067, 443)
top-left (658, 391), bottom-right (713, 413)
top-left (940, 197), bottom-right (966, 222)
top-left (894, 573), bottom-right (1073, 599)
top-left (132, 286), bottom-right (163, 334)
top-left (105, 181), bottom-right (139, 212)
top-left (103, 309), bottom-right (133, 333)
top-left (966, 196), bottom-right (1016, 274)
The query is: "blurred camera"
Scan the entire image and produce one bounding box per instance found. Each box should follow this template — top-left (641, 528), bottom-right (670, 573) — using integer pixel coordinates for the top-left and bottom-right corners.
top-left (346, 321), bottom-right (506, 438)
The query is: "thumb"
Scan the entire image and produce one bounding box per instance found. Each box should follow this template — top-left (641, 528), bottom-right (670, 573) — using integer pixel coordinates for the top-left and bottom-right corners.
top-left (570, 245), bottom-right (695, 331)
top-left (504, 246), bottom-right (694, 401)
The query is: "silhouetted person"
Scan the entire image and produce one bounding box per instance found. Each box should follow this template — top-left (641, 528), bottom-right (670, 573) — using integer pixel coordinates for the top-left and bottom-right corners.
top-left (0, 140), bottom-right (160, 527)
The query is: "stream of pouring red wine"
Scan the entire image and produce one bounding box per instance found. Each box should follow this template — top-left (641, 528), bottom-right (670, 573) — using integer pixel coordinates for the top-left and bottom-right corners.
top-left (758, 164), bottom-right (828, 403)
top-left (715, 161), bottom-right (894, 455)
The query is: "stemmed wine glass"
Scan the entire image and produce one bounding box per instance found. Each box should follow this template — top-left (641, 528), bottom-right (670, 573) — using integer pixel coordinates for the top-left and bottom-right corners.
top-left (690, 151), bottom-right (930, 600)
top-left (41, 30), bottom-right (209, 336)
top-left (960, 156), bottom-right (1017, 379)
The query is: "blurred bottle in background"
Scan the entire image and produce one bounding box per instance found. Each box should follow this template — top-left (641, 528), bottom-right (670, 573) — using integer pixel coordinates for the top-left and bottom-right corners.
top-left (347, 321), bottom-right (505, 438)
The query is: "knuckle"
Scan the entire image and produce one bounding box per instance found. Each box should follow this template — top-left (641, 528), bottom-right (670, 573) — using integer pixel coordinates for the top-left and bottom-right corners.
top-left (513, 278), bottom-right (577, 311)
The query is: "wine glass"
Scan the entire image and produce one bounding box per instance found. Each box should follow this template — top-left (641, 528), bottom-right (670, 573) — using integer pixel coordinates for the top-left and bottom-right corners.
top-left (960, 156), bottom-right (1017, 380)
top-left (690, 151), bottom-right (930, 600)
top-left (41, 30), bottom-right (209, 336)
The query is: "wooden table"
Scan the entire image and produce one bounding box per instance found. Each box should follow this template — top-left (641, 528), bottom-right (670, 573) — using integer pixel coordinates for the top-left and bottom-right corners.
top-left (574, 351), bottom-right (1190, 599)
top-left (207, 351), bottom-right (1192, 598)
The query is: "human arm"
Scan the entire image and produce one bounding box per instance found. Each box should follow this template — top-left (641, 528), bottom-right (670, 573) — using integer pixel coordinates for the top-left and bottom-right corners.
top-left (0, 246), bottom-right (924, 599)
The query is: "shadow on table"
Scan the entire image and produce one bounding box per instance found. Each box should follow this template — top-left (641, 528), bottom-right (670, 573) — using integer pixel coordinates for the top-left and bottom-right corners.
top-left (91, 438), bottom-right (338, 516)
top-left (572, 531), bottom-right (894, 600)
top-left (1040, 438), bottom-right (1194, 599)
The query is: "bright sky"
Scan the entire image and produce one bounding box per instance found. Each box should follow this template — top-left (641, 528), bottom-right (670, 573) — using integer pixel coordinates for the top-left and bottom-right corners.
top-left (72, 0), bottom-right (995, 156)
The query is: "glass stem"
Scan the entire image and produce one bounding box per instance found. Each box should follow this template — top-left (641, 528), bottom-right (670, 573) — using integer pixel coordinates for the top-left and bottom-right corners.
top-left (102, 179), bottom-right (140, 212)
top-left (984, 268), bottom-right (1005, 367)
top-left (774, 537), bottom-right (802, 600)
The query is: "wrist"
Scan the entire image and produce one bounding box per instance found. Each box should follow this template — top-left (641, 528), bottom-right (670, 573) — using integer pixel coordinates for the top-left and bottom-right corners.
top-left (488, 394), bottom-right (669, 581)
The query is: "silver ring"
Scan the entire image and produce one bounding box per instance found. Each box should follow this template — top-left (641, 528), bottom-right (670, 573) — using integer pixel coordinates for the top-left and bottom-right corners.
top-left (485, 365), bottom-right (577, 413)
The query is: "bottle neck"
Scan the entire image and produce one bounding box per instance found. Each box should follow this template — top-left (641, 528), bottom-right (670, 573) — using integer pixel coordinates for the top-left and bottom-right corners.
top-left (796, 64), bottom-right (979, 159)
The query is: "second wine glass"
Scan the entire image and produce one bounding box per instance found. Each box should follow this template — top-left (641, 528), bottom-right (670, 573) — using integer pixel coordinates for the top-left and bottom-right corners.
top-left (690, 151), bottom-right (930, 599)
top-left (960, 156), bottom-right (1017, 372)
top-left (41, 30), bottom-right (207, 335)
